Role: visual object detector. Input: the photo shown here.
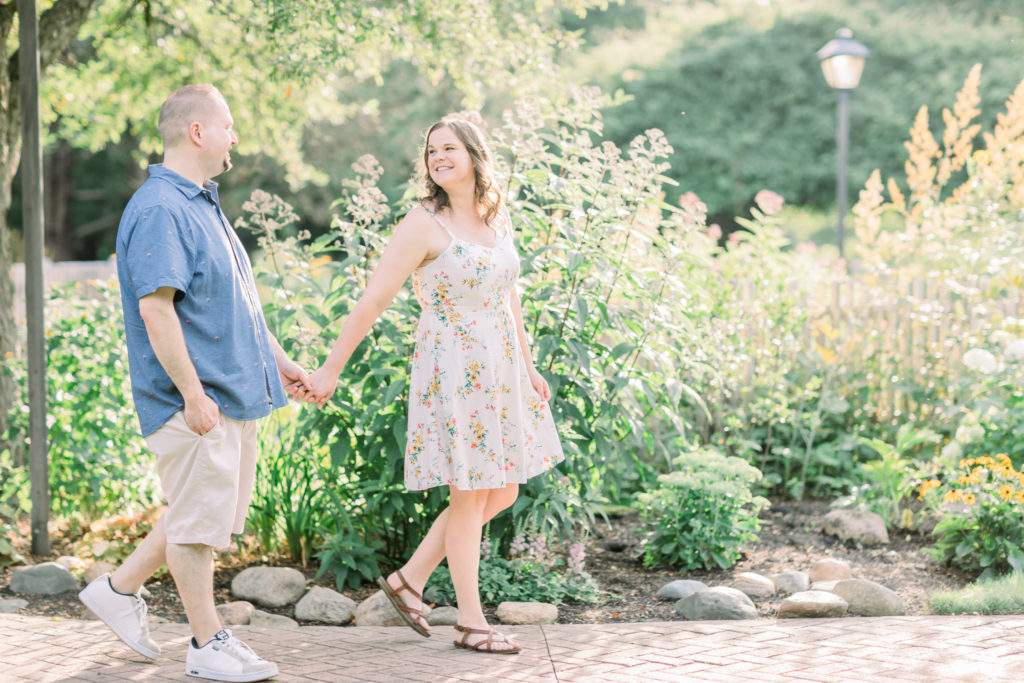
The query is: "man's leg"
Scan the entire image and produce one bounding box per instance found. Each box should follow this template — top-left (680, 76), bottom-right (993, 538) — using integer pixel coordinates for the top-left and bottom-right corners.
top-left (166, 542), bottom-right (221, 645)
top-left (109, 516), bottom-right (167, 594)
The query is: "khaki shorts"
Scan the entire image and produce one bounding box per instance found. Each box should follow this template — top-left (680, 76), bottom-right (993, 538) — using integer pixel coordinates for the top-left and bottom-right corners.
top-left (145, 410), bottom-right (258, 549)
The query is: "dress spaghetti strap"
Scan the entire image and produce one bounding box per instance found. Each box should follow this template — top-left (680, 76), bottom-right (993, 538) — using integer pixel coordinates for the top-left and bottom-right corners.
top-left (421, 206), bottom-right (456, 239)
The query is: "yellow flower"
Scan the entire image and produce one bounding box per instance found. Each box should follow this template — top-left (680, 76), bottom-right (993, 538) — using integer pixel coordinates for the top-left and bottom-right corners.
top-left (963, 493), bottom-right (977, 505)
top-left (973, 150), bottom-right (991, 166)
top-left (917, 479), bottom-right (941, 500)
top-left (944, 489), bottom-right (963, 503)
top-left (997, 484), bottom-right (1015, 501)
top-left (959, 458), bottom-right (972, 469)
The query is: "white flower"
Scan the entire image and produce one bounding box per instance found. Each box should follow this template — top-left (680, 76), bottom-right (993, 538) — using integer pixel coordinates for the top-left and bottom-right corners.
top-left (991, 330), bottom-right (1015, 348)
top-left (955, 422), bottom-right (984, 445)
top-left (941, 441), bottom-right (963, 461)
top-left (962, 348), bottom-right (997, 374)
top-left (1006, 338), bottom-right (1024, 360)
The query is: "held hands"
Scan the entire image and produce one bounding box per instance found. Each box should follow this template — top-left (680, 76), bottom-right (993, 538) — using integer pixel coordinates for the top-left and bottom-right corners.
top-left (527, 365), bottom-right (551, 402)
top-left (277, 357), bottom-right (314, 401)
top-left (288, 366), bottom-right (339, 408)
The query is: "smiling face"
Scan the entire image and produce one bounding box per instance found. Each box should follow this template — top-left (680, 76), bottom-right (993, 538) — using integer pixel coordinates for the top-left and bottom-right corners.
top-left (425, 125), bottom-right (475, 192)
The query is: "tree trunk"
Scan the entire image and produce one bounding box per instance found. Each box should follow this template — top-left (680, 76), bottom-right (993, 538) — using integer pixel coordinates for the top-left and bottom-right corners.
top-left (1, 0), bottom-right (100, 463)
top-left (45, 139), bottom-right (74, 261)
top-left (1, 2), bottom-right (22, 463)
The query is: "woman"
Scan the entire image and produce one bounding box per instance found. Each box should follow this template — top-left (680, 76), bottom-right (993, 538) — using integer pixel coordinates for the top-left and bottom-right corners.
top-left (299, 116), bottom-right (565, 653)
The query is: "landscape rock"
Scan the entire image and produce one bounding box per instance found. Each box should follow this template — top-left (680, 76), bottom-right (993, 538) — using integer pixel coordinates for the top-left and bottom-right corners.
top-left (230, 567), bottom-right (306, 608)
top-left (355, 589), bottom-right (430, 627)
top-left (9, 562), bottom-right (79, 595)
top-left (496, 601), bottom-right (558, 625)
top-left (426, 606), bottom-right (458, 626)
top-left (84, 562), bottom-right (116, 585)
top-left (294, 586), bottom-right (356, 625)
top-left (656, 579), bottom-right (708, 601)
top-left (833, 578), bottom-right (905, 616)
top-left (0, 598), bottom-right (29, 613)
top-left (822, 509), bottom-right (890, 545)
top-left (772, 572), bottom-right (810, 595)
top-left (249, 609), bottom-right (299, 628)
top-left (675, 586), bottom-right (757, 621)
top-left (217, 601), bottom-right (255, 626)
top-left (732, 572), bottom-right (775, 599)
top-left (777, 591), bottom-right (849, 618)
top-left (810, 580), bottom-right (840, 592)
top-left (807, 558), bottom-right (853, 583)
top-left (423, 585), bottom-right (446, 605)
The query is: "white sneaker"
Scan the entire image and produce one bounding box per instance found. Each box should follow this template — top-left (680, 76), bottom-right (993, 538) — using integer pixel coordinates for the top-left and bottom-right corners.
top-left (78, 573), bottom-right (160, 659)
top-left (186, 629), bottom-right (278, 682)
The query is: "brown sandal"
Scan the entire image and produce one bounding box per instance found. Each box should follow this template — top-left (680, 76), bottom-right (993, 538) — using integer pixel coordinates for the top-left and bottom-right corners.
top-left (453, 624), bottom-right (521, 654)
top-left (376, 570), bottom-right (431, 638)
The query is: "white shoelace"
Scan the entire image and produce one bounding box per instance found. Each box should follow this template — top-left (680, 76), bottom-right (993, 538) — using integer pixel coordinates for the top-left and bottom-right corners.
top-left (218, 633), bottom-right (263, 663)
top-left (130, 596), bottom-right (151, 637)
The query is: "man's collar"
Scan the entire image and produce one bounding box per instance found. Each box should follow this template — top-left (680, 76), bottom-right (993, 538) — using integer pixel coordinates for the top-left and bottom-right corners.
top-left (148, 164), bottom-right (218, 200)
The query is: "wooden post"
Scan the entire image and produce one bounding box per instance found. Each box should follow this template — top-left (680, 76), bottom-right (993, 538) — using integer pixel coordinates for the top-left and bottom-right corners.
top-left (19, 0), bottom-right (49, 556)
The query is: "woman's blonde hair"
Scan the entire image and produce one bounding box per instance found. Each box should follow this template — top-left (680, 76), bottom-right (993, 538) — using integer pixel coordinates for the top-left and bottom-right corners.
top-left (421, 116), bottom-right (503, 229)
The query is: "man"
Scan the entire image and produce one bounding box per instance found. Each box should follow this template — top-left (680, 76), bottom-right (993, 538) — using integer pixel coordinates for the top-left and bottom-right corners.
top-left (79, 84), bottom-right (309, 682)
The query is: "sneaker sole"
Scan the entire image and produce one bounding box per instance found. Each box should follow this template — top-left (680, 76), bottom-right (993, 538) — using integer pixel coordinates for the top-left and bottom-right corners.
top-left (78, 589), bottom-right (160, 660)
top-left (185, 663), bottom-right (280, 682)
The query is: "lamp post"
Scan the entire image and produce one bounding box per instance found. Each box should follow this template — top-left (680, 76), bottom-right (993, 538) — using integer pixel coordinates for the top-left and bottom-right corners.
top-left (816, 28), bottom-right (869, 260)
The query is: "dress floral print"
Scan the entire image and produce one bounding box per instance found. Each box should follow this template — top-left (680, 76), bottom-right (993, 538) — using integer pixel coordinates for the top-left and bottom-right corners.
top-left (405, 208), bottom-right (565, 491)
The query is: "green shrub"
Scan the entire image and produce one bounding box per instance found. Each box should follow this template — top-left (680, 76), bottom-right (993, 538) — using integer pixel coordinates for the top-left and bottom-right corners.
top-left (854, 425), bottom-right (940, 529)
top-left (637, 446), bottom-right (768, 571)
top-left (4, 281), bottom-right (161, 526)
top-left (427, 533), bottom-right (602, 606)
top-left (923, 454), bottom-right (1024, 579)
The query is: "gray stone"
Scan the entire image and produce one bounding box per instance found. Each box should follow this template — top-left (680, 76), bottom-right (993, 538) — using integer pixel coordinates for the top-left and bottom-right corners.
top-left (424, 585), bottom-right (449, 605)
top-left (9, 562), bottom-right (79, 595)
top-left (294, 586), bottom-right (356, 625)
top-left (0, 599), bottom-right (28, 613)
top-left (249, 609), bottom-right (299, 628)
top-left (807, 558), bottom-right (853, 583)
top-left (732, 572), bottom-right (775, 600)
top-left (426, 606), bottom-right (459, 626)
top-left (355, 589), bottom-right (430, 627)
top-left (230, 567), bottom-right (306, 608)
top-left (217, 601), bottom-right (255, 626)
top-left (833, 578), bottom-right (905, 617)
top-left (822, 509), bottom-right (890, 546)
top-left (810, 580), bottom-right (840, 592)
top-left (83, 562), bottom-right (116, 585)
top-left (496, 601), bottom-right (558, 625)
top-left (656, 579), bottom-right (708, 601)
top-left (772, 572), bottom-right (810, 595)
top-left (777, 591), bottom-right (849, 618)
top-left (675, 586), bottom-right (757, 621)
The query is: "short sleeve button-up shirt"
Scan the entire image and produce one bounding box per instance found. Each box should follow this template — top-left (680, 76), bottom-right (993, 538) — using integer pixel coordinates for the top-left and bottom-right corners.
top-left (116, 164), bottom-right (288, 436)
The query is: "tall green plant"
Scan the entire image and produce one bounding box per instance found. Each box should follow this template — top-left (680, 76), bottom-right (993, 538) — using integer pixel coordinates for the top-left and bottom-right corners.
top-left (4, 281), bottom-right (160, 526)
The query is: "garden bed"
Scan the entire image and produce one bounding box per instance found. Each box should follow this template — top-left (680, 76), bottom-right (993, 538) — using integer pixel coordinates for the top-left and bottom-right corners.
top-left (0, 499), bottom-right (972, 624)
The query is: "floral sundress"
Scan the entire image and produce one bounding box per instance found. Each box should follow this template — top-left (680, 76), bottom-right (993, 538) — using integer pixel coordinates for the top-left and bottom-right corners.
top-left (404, 208), bottom-right (565, 490)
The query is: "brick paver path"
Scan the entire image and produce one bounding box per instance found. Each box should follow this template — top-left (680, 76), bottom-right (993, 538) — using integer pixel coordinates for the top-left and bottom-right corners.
top-left (3, 614), bottom-right (1023, 682)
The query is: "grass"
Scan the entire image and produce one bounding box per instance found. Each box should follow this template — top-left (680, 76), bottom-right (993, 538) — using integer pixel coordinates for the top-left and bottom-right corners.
top-left (929, 573), bottom-right (1024, 615)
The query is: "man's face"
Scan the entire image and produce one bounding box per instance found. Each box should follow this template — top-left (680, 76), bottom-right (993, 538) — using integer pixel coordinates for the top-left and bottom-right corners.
top-left (200, 98), bottom-right (238, 177)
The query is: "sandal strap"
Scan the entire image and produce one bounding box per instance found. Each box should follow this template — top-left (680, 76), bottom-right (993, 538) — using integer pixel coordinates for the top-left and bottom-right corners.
top-left (393, 569), bottom-right (423, 602)
top-left (455, 625), bottom-right (516, 651)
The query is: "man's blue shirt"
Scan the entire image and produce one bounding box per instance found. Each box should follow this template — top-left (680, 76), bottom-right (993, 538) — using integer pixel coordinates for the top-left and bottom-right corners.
top-left (116, 164), bottom-right (288, 436)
